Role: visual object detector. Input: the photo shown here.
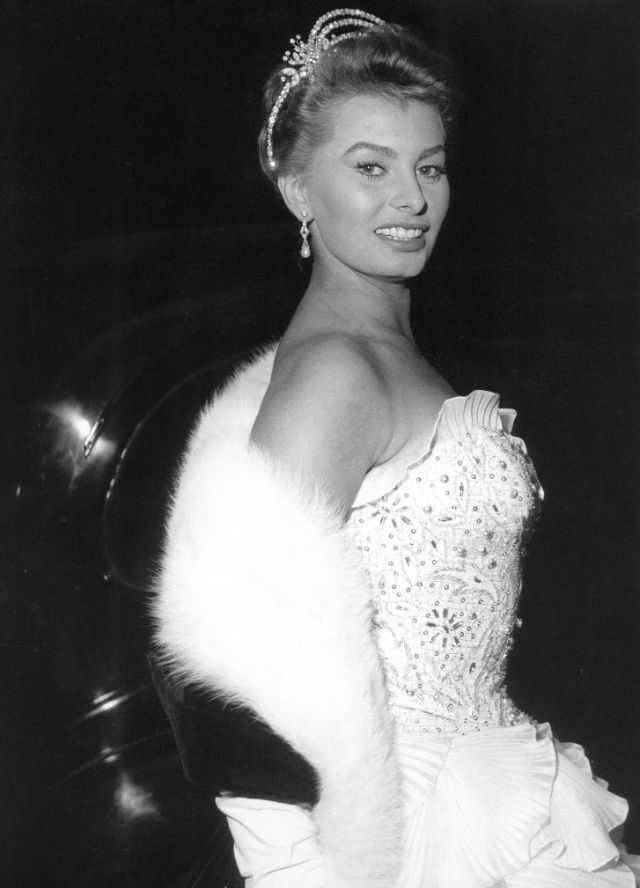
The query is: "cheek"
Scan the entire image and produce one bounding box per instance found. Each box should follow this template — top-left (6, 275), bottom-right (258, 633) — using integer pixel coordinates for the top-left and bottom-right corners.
top-left (432, 184), bottom-right (450, 225)
top-left (314, 184), bottom-right (378, 234)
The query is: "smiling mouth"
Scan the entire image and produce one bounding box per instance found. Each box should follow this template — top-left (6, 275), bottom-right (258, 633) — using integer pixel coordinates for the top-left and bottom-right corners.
top-left (375, 226), bottom-right (427, 241)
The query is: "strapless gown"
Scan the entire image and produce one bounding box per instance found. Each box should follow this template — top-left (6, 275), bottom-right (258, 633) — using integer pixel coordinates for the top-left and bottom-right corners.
top-left (218, 391), bottom-right (639, 887)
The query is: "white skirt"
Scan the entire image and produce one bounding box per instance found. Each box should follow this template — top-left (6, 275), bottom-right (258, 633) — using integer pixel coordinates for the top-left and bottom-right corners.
top-left (217, 723), bottom-right (639, 888)
top-left (215, 795), bottom-right (325, 887)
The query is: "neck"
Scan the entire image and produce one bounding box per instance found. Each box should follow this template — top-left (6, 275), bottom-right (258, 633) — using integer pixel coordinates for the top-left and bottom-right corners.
top-left (301, 259), bottom-right (415, 341)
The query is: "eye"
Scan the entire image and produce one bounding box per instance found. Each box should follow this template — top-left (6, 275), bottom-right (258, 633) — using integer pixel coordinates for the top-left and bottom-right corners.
top-left (355, 161), bottom-right (385, 178)
top-left (418, 164), bottom-right (447, 182)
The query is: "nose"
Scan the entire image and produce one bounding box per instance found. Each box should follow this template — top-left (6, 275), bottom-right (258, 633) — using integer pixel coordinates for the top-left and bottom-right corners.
top-left (390, 170), bottom-right (427, 214)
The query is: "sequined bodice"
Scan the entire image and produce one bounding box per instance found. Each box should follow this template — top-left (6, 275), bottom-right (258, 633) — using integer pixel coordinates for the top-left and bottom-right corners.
top-left (347, 391), bottom-right (544, 735)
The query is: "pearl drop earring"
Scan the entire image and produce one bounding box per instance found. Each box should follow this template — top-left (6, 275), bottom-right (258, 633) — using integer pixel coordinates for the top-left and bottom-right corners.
top-left (300, 211), bottom-right (311, 259)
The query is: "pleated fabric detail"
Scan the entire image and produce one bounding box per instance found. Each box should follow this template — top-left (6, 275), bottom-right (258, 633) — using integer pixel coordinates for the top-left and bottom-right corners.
top-left (396, 722), bottom-right (638, 888)
top-left (504, 842), bottom-right (635, 888)
top-left (530, 726), bottom-right (630, 871)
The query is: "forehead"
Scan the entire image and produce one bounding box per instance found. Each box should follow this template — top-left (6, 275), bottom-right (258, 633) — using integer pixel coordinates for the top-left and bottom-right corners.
top-left (321, 94), bottom-right (445, 152)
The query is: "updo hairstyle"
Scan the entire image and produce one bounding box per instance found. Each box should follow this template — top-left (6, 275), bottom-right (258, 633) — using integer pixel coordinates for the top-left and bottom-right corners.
top-left (258, 23), bottom-right (461, 187)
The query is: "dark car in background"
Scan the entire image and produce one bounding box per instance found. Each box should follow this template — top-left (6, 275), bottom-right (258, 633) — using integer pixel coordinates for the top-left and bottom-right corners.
top-left (3, 224), bottom-right (307, 888)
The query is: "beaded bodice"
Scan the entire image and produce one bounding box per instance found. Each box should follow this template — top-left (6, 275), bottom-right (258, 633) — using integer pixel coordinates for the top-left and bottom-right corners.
top-left (347, 391), bottom-right (544, 735)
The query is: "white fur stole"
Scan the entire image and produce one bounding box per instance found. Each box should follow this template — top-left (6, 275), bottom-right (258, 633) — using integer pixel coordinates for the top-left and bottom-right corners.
top-left (152, 346), bottom-right (402, 888)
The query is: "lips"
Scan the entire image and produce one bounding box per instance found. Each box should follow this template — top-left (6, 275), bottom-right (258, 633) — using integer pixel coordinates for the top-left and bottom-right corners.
top-left (374, 225), bottom-right (428, 241)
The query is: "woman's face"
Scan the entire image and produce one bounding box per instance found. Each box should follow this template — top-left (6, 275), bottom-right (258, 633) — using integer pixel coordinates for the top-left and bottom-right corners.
top-left (297, 94), bottom-right (450, 283)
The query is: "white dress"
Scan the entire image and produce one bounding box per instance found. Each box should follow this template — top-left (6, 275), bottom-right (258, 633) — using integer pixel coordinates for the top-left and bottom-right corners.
top-left (217, 391), bottom-right (639, 887)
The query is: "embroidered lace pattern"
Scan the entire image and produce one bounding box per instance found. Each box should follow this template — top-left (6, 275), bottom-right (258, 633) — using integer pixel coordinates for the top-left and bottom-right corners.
top-left (347, 391), bottom-right (544, 735)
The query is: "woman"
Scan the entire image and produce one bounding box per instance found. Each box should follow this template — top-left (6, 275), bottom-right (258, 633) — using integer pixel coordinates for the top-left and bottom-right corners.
top-left (153, 10), bottom-right (638, 888)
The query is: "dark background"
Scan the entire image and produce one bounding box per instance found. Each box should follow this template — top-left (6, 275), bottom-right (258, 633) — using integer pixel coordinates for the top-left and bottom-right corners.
top-left (2, 0), bottom-right (639, 883)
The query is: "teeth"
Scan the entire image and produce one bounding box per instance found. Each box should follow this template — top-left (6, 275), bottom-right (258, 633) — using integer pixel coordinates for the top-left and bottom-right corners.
top-left (376, 227), bottom-right (424, 240)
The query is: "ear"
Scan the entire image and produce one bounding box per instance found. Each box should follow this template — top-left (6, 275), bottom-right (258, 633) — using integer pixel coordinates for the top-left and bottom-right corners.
top-left (277, 172), bottom-right (312, 223)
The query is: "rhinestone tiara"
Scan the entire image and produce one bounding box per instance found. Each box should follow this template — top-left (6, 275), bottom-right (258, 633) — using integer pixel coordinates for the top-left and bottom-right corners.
top-left (266, 8), bottom-right (386, 171)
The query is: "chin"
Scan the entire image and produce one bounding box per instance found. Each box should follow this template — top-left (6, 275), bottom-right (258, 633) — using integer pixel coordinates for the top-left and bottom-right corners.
top-left (380, 253), bottom-right (430, 280)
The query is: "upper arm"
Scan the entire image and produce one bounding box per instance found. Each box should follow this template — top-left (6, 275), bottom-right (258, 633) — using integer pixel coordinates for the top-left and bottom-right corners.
top-left (250, 338), bottom-right (392, 514)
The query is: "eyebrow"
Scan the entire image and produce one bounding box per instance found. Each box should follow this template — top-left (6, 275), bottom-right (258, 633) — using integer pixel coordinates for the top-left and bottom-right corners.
top-left (342, 141), bottom-right (446, 159)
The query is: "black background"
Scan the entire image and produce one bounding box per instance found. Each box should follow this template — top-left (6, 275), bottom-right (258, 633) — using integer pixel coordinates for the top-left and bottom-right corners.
top-left (3, 0), bottom-right (639, 880)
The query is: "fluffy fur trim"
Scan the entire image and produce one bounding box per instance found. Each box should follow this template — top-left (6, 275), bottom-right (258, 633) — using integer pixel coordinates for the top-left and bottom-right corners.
top-left (152, 346), bottom-right (403, 888)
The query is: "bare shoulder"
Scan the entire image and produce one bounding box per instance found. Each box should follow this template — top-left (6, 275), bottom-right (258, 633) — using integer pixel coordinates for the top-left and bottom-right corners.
top-left (274, 331), bottom-right (387, 400)
top-left (251, 333), bottom-right (392, 511)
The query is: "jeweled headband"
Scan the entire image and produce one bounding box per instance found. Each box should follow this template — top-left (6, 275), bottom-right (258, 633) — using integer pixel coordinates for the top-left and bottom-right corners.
top-left (266, 8), bottom-right (386, 171)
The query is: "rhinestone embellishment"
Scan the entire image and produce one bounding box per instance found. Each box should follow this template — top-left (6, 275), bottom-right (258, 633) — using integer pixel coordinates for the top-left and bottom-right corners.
top-left (266, 9), bottom-right (385, 169)
top-left (347, 393), bottom-right (543, 734)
